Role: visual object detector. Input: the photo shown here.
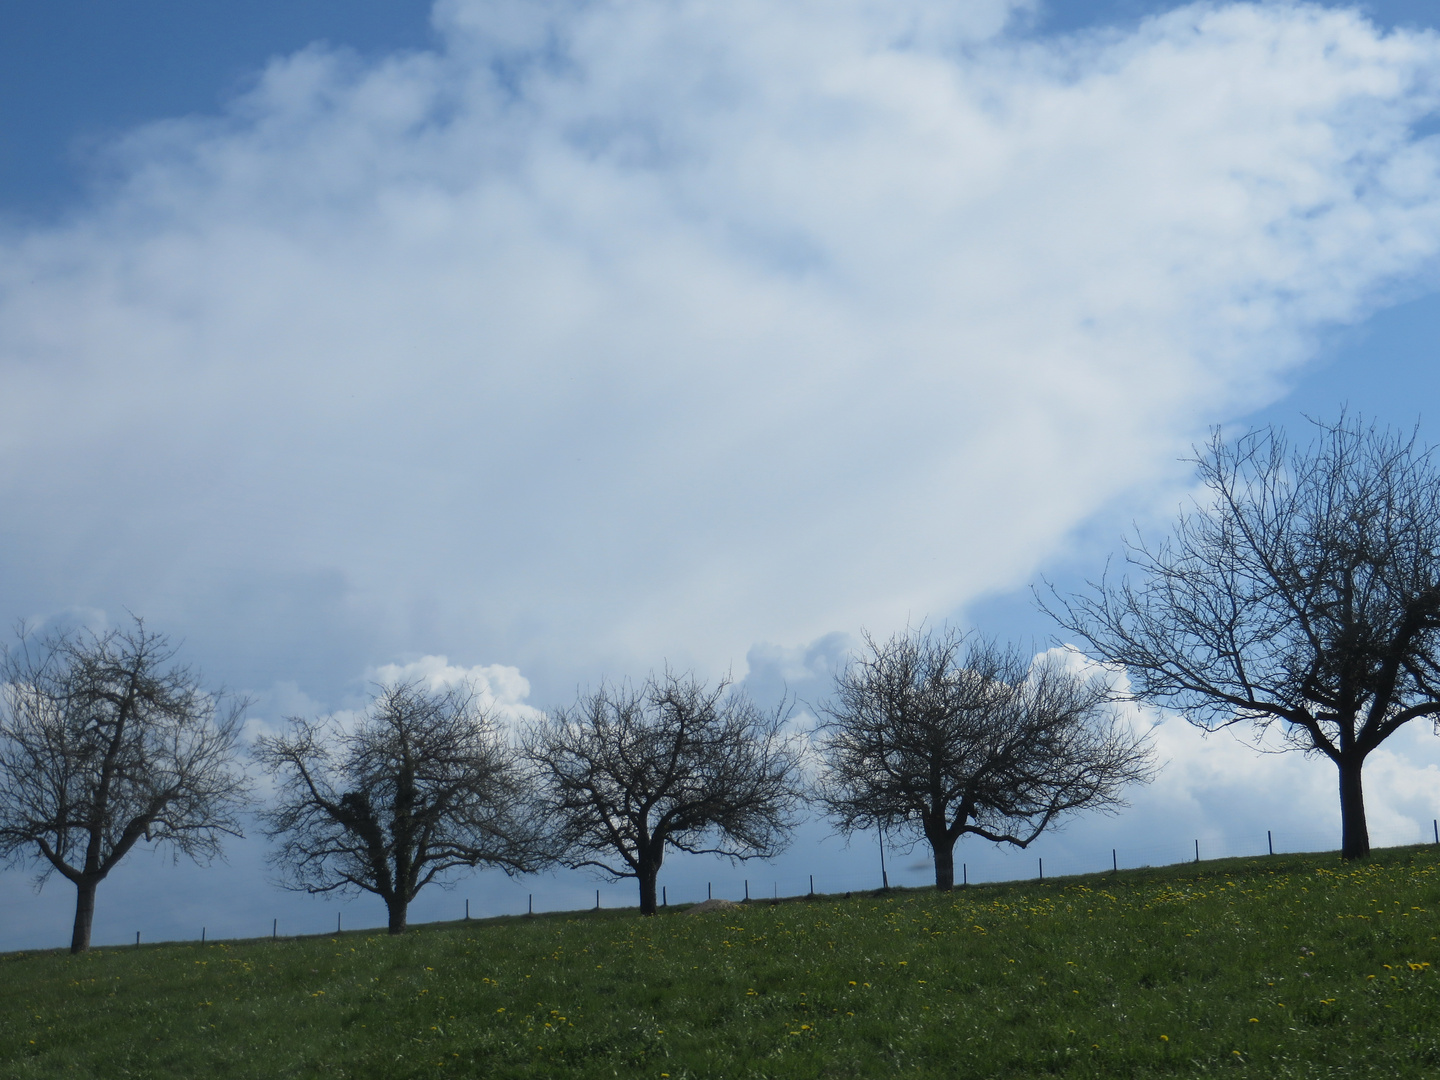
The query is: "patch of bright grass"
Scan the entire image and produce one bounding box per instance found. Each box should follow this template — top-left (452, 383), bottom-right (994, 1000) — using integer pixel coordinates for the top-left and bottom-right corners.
top-left (3, 846), bottom-right (1439, 1077)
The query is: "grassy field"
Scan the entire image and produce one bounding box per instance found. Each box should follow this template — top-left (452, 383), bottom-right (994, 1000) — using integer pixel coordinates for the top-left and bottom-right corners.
top-left (2, 846), bottom-right (1439, 1079)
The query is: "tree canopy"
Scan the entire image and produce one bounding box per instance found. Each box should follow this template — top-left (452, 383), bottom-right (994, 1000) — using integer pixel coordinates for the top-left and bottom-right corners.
top-left (1048, 417), bottom-right (1440, 859)
top-left (818, 627), bottom-right (1153, 890)
top-left (256, 680), bottom-right (545, 934)
top-left (0, 619), bottom-right (249, 952)
top-left (525, 670), bottom-right (803, 915)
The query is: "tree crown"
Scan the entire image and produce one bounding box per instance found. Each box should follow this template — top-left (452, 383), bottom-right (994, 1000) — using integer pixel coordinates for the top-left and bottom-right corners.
top-left (255, 680), bottom-right (544, 903)
top-left (1047, 415), bottom-right (1440, 760)
top-left (525, 670), bottom-right (803, 881)
top-left (0, 618), bottom-right (249, 884)
top-left (818, 627), bottom-right (1153, 849)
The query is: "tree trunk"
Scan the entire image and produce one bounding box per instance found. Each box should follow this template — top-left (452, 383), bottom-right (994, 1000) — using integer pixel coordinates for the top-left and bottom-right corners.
top-left (70, 878), bottom-right (98, 954)
top-left (930, 833), bottom-right (958, 891)
top-left (386, 895), bottom-right (408, 935)
top-left (638, 865), bottom-right (659, 916)
top-left (1338, 755), bottom-right (1371, 860)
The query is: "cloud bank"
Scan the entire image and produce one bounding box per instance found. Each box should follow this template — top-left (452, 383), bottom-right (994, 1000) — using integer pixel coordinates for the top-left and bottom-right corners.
top-left (2, 1), bottom-right (1439, 699)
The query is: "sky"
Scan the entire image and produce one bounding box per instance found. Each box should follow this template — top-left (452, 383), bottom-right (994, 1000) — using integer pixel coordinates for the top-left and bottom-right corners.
top-left (4, 0), bottom-right (1440, 950)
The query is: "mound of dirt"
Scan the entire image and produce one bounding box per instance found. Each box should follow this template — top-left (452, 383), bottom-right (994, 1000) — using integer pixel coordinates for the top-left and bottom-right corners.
top-left (686, 898), bottom-right (742, 914)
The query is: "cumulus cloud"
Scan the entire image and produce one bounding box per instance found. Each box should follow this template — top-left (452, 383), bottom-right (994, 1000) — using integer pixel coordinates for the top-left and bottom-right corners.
top-left (1084, 712), bottom-right (1440, 858)
top-left (370, 654), bottom-right (544, 727)
top-left (2, 0), bottom-right (1440, 702)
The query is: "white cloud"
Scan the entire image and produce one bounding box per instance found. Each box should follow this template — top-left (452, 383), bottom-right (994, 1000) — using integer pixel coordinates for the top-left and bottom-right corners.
top-left (370, 654), bottom-right (544, 727)
top-left (1, 0), bottom-right (1439, 700)
top-left (1106, 712), bottom-right (1440, 854)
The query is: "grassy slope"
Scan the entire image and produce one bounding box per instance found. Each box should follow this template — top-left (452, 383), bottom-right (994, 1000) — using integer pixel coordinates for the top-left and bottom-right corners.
top-left (2, 847), bottom-right (1439, 1079)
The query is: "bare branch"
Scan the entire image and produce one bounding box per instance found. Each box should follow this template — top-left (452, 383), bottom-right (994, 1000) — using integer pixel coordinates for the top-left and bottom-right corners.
top-left (0, 617), bottom-right (250, 951)
top-left (816, 627), bottom-right (1154, 890)
top-left (524, 670), bottom-right (804, 915)
top-left (1043, 415), bottom-right (1440, 859)
top-left (254, 680), bottom-right (549, 935)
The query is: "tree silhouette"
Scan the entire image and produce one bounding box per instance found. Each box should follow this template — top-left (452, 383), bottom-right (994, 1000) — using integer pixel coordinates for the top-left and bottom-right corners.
top-left (0, 619), bottom-right (249, 952)
top-left (818, 627), bottom-right (1152, 890)
top-left (256, 681), bottom-right (545, 934)
top-left (1048, 417), bottom-right (1440, 859)
top-left (526, 671), bottom-right (802, 915)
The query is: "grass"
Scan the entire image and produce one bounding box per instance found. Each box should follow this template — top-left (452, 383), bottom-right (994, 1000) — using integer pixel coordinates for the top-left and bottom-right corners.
top-left (3, 846), bottom-right (1439, 1078)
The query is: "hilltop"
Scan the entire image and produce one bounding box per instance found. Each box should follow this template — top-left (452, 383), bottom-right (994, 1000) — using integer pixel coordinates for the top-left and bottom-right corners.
top-left (3, 846), bottom-right (1438, 1078)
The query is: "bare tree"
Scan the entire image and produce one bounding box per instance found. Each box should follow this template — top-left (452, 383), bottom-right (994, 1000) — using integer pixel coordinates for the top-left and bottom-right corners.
top-left (525, 670), bottom-right (803, 915)
top-left (818, 627), bottom-right (1153, 891)
top-left (255, 681), bottom-right (545, 935)
top-left (1046, 416), bottom-right (1440, 860)
top-left (0, 619), bottom-right (249, 952)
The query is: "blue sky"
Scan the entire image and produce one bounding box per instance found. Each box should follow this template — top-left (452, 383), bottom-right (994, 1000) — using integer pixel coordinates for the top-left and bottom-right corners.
top-left (4, 0), bottom-right (1440, 949)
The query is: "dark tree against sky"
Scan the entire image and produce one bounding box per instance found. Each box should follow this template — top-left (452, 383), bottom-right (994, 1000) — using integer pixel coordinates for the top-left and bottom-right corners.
top-left (0, 619), bottom-right (249, 952)
top-left (525, 671), bottom-right (803, 915)
top-left (1048, 417), bottom-right (1440, 859)
top-left (818, 627), bottom-right (1152, 891)
top-left (255, 681), bottom-right (544, 935)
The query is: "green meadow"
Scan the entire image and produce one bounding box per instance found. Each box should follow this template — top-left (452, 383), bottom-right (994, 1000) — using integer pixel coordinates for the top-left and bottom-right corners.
top-left (3, 846), bottom-right (1438, 1079)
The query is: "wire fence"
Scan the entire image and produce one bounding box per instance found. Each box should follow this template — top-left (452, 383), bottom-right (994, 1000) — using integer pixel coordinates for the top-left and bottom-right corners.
top-left (754, 819), bottom-right (1440, 901)
top-left (119, 819), bottom-right (1440, 948)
